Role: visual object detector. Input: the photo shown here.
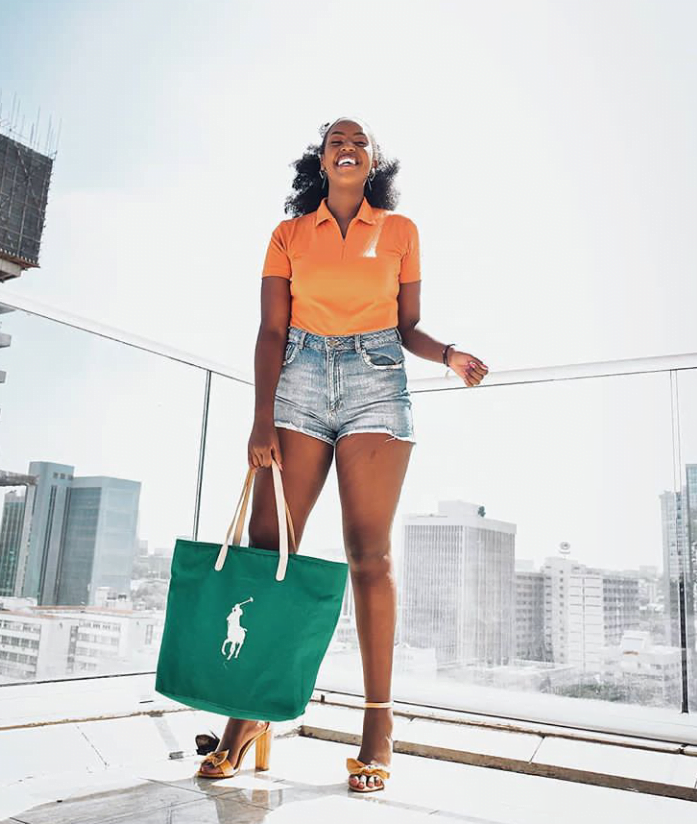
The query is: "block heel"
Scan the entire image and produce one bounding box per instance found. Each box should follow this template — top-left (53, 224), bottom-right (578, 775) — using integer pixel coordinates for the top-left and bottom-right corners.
top-left (255, 725), bottom-right (273, 770)
top-left (196, 721), bottom-right (272, 778)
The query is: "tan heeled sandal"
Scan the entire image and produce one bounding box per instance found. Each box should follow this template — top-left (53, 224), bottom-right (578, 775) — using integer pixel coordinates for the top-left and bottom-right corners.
top-left (346, 700), bottom-right (393, 793)
top-left (197, 721), bottom-right (272, 778)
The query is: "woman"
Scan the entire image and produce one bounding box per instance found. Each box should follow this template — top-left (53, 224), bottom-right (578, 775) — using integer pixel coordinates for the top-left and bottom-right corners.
top-left (196, 116), bottom-right (489, 792)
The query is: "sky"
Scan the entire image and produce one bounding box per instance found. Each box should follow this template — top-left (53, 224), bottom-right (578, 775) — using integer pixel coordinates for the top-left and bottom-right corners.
top-left (0, 0), bottom-right (696, 573)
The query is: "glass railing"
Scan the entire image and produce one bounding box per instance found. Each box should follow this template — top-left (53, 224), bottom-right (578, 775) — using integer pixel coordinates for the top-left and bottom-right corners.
top-left (1, 291), bottom-right (696, 738)
top-left (317, 365), bottom-right (697, 733)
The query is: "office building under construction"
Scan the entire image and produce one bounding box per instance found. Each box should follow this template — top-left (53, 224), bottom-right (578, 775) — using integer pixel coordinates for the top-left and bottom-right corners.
top-left (0, 126), bottom-right (55, 282)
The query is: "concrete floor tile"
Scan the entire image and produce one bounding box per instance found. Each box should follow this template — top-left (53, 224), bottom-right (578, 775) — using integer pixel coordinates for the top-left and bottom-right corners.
top-left (132, 752), bottom-right (286, 807)
top-left (5, 715), bottom-right (697, 824)
top-left (0, 769), bottom-right (150, 821)
top-left (101, 795), bottom-right (270, 823)
top-left (232, 794), bottom-right (444, 823)
top-left (532, 736), bottom-right (697, 788)
top-left (77, 716), bottom-right (166, 769)
top-left (0, 725), bottom-right (105, 786)
top-left (6, 780), bottom-right (202, 824)
top-left (403, 719), bottom-right (541, 762)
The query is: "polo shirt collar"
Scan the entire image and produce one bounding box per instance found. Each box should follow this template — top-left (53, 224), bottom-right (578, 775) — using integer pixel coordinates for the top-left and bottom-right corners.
top-left (315, 196), bottom-right (377, 227)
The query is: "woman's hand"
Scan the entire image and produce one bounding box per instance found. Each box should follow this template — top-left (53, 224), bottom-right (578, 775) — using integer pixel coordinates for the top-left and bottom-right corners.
top-left (446, 349), bottom-right (489, 387)
top-left (248, 418), bottom-right (284, 471)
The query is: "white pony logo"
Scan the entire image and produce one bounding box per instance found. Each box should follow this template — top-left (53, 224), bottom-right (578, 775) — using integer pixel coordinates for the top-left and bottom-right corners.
top-left (221, 597), bottom-right (253, 660)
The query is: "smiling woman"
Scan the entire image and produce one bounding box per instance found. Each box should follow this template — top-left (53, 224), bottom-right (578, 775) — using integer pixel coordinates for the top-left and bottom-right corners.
top-left (283, 116), bottom-right (402, 217)
top-left (259, 117), bottom-right (421, 336)
top-left (195, 114), bottom-right (487, 797)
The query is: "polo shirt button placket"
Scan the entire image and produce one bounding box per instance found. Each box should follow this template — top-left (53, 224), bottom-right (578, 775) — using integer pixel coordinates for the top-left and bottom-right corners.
top-left (338, 220), bottom-right (352, 261)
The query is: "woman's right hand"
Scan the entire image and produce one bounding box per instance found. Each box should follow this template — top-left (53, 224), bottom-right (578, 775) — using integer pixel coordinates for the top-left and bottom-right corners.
top-left (248, 417), bottom-right (284, 471)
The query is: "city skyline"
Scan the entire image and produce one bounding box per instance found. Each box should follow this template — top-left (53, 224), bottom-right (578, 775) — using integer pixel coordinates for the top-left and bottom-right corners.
top-left (2, 294), bottom-right (693, 571)
top-left (1, 477), bottom-right (685, 711)
top-left (2, 453), bottom-right (692, 597)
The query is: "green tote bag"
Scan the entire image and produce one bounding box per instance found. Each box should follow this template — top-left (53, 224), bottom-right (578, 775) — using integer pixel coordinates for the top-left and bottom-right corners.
top-left (155, 457), bottom-right (348, 721)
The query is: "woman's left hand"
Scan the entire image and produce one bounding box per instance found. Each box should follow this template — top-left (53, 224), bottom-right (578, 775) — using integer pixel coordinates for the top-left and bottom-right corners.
top-left (447, 349), bottom-right (489, 387)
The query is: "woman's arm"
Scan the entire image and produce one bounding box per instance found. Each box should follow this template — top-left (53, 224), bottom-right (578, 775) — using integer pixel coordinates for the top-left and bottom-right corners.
top-left (397, 281), bottom-right (447, 364)
top-left (253, 277), bottom-right (291, 422)
top-left (397, 282), bottom-right (488, 387)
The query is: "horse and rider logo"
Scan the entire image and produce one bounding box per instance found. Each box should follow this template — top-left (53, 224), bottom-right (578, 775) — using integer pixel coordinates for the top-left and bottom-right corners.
top-left (221, 597), bottom-right (253, 660)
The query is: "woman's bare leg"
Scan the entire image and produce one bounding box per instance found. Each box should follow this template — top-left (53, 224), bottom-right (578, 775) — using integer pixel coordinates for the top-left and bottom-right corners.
top-left (198, 427), bottom-right (334, 774)
top-left (335, 432), bottom-right (414, 789)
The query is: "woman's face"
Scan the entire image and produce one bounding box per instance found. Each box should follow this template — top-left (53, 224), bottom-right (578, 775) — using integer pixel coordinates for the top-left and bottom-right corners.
top-left (321, 119), bottom-right (376, 189)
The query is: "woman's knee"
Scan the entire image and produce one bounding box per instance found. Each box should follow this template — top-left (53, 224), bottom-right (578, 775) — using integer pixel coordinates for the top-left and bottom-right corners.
top-left (345, 538), bottom-right (393, 576)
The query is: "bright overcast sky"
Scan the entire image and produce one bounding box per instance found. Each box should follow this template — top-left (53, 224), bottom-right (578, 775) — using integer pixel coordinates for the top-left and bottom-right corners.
top-left (1, 1), bottom-right (695, 568)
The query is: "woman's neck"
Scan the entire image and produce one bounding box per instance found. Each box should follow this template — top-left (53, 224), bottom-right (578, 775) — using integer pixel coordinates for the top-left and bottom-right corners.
top-left (325, 190), bottom-right (364, 224)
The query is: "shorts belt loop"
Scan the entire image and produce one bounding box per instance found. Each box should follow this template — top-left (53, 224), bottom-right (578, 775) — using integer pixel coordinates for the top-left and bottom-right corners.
top-left (395, 326), bottom-right (403, 344)
top-left (354, 332), bottom-right (362, 353)
top-left (299, 329), bottom-right (307, 350)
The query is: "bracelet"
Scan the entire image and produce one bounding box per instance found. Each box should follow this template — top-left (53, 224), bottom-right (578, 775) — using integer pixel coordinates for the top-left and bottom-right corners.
top-left (442, 343), bottom-right (456, 366)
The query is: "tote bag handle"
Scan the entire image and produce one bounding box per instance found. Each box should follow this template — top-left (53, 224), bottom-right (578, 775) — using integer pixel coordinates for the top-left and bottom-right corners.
top-left (214, 457), bottom-right (297, 582)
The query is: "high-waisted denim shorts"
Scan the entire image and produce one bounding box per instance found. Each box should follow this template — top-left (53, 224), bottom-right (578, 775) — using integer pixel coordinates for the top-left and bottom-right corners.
top-left (274, 325), bottom-right (416, 447)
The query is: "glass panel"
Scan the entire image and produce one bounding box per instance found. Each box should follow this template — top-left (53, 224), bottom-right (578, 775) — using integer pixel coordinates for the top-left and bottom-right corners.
top-left (316, 370), bottom-right (689, 729)
top-left (196, 374), bottom-right (258, 545)
top-left (198, 365), bottom-right (694, 731)
top-left (0, 307), bottom-right (205, 683)
top-left (199, 374), bottom-right (349, 562)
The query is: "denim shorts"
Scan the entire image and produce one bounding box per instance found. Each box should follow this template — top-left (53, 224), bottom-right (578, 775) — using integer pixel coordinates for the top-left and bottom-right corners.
top-left (273, 326), bottom-right (416, 447)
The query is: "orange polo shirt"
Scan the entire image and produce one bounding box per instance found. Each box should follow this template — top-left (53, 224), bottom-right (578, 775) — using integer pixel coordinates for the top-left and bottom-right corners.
top-left (261, 196), bottom-right (421, 335)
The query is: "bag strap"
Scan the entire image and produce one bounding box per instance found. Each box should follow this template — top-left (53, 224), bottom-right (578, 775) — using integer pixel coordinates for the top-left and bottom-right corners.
top-left (214, 458), bottom-right (297, 582)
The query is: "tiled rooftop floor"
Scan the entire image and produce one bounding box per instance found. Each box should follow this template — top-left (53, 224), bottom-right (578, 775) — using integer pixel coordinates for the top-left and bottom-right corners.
top-left (3, 733), bottom-right (697, 824)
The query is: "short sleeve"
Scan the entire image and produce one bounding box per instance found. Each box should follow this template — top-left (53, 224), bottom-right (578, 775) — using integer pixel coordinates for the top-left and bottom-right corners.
top-left (399, 218), bottom-right (421, 283)
top-left (261, 222), bottom-right (291, 279)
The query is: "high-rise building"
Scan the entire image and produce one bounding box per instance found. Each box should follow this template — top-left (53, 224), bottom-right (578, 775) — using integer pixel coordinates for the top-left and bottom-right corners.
top-left (543, 556), bottom-right (640, 672)
top-left (0, 490), bottom-right (27, 596)
top-left (14, 462), bottom-right (75, 604)
top-left (543, 555), bottom-right (586, 665)
top-left (0, 126), bottom-right (55, 284)
top-left (56, 476), bottom-right (141, 606)
top-left (13, 462), bottom-right (141, 606)
top-left (660, 483), bottom-right (696, 652)
top-left (684, 464), bottom-right (697, 639)
top-left (399, 500), bottom-right (516, 669)
top-left (0, 120), bottom-right (55, 409)
top-left (515, 567), bottom-right (546, 661)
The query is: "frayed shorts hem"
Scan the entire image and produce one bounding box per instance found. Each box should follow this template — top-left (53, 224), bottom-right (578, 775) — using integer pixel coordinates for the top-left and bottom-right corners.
top-left (274, 421), bottom-right (416, 447)
top-left (273, 421), bottom-right (334, 446)
top-left (336, 428), bottom-right (416, 445)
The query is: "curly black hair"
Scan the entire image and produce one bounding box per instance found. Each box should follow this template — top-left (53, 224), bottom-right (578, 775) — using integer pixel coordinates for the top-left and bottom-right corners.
top-left (283, 117), bottom-right (401, 218)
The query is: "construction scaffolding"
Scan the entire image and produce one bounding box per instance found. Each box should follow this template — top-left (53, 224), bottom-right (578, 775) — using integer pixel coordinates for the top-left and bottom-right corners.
top-left (0, 91), bottom-right (58, 282)
top-left (0, 132), bottom-right (54, 280)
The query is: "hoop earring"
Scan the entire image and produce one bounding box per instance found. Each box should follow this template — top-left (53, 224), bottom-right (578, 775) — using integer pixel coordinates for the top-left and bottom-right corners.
top-left (319, 166), bottom-right (375, 190)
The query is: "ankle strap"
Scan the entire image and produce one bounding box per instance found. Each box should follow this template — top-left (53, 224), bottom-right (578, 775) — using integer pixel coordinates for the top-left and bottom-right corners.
top-left (364, 701), bottom-right (393, 708)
